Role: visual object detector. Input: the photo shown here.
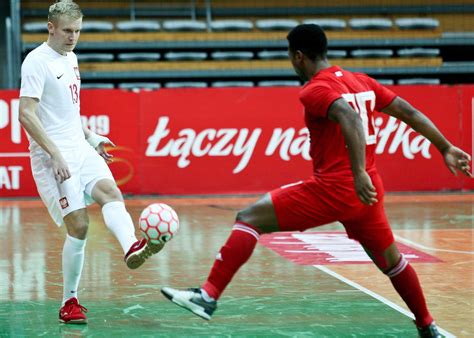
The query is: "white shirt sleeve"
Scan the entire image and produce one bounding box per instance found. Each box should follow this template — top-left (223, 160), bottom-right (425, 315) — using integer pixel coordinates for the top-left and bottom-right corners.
top-left (20, 55), bottom-right (46, 100)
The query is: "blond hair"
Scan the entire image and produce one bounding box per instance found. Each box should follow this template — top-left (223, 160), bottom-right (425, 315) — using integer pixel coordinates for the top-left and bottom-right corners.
top-left (48, 0), bottom-right (83, 23)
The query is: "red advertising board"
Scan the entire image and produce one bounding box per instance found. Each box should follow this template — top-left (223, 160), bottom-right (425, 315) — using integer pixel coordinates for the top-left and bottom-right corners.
top-left (0, 85), bottom-right (472, 197)
top-left (459, 85), bottom-right (474, 190)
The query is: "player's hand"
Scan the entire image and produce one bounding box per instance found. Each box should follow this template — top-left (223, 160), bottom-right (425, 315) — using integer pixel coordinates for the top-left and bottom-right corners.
top-left (95, 140), bottom-right (115, 163)
top-left (51, 154), bottom-right (71, 183)
top-left (443, 146), bottom-right (472, 177)
top-left (86, 132), bottom-right (116, 163)
top-left (354, 171), bottom-right (378, 205)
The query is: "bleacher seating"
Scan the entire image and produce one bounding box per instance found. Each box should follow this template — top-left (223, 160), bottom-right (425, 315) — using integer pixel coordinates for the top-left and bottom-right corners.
top-left (397, 78), bottom-right (441, 85)
top-left (302, 18), bottom-right (346, 30)
top-left (327, 50), bottom-right (348, 58)
top-left (257, 50), bottom-right (288, 60)
top-left (162, 20), bottom-right (207, 31)
top-left (81, 83), bottom-right (115, 89)
top-left (211, 81), bottom-right (255, 87)
top-left (81, 20), bottom-right (114, 32)
top-left (255, 19), bottom-right (299, 31)
top-left (211, 51), bottom-right (254, 60)
top-left (164, 51), bottom-right (207, 61)
top-left (77, 53), bottom-right (114, 62)
top-left (19, 0), bottom-right (474, 87)
top-left (118, 82), bottom-right (161, 90)
top-left (164, 81), bottom-right (208, 88)
top-left (117, 53), bottom-right (161, 62)
top-left (22, 22), bottom-right (46, 33)
top-left (395, 18), bottom-right (440, 30)
top-left (258, 80), bottom-right (301, 87)
top-left (209, 19), bottom-right (253, 31)
top-left (351, 49), bottom-right (394, 58)
top-left (397, 48), bottom-right (440, 57)
top-left (348, 18), bottom-right (393, 30)
top-left (116, 20), bottom-right (161, 32)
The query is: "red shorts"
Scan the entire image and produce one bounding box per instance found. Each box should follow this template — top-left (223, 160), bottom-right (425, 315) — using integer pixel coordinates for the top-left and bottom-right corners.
top-left (270, 173), bottom-right (394, 256)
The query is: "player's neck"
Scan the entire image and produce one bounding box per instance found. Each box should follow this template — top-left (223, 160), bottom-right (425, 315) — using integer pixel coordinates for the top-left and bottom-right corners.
top-left (315, 59), bottom-right (331, 73)
top-left (46, 40), bottom-right (67, 56)
top-left (307, 59), bottom-right (331, 79)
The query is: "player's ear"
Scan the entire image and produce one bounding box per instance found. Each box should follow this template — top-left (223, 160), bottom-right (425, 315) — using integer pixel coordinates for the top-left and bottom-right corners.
top-left (294, 50), bottom-right (305, 62)
top-left (47, 21), bottom-right (54, 34)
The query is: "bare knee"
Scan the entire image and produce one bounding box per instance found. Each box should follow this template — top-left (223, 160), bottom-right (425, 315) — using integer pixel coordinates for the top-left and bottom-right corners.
top-left (68, 223), bottom-right (88, 239)
top-left (364, 243), bottom-right (402, 272)
top-left (92, 179), bottom-right (123, 206)
top-left (64, 210), bottom-right (89, 239)
top-left (235, 194), bottom-right (279, 234)
top-left (236, 206), bottom-right (251, 224)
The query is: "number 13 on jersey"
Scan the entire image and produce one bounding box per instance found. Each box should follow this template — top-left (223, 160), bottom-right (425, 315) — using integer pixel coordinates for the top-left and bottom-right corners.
top-left (69, 83), bottom-right (79, 104)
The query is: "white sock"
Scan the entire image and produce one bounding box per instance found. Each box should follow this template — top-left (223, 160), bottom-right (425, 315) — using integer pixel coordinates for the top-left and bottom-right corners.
top-left (62, 234), bottom-right (86, 305)
top-left (102, 201), bottom-right (137, 254)
top-left (201, 288), bottom-right (215, 302)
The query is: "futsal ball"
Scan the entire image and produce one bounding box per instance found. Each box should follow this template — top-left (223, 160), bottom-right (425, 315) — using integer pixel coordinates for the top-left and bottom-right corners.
top-left (139, 203), bottom-right (179, 244)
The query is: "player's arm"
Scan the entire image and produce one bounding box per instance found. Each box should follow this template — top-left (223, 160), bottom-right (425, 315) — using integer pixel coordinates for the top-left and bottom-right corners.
top-left (18, 96), bottom-right (71, 183)
top-left (382, 97), bottom-right (472, 177)
top-left (328, 98), bottom-right (378, 205)
top-left (82, 124), bottom-right (115, 162)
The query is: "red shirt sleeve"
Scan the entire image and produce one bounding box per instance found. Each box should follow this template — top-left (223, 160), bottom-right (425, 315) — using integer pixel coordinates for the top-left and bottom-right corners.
top-left (299, 83), bottom-right (342, 118)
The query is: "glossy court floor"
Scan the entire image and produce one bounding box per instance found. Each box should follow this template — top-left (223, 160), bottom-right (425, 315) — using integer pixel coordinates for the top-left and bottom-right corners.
top-left (0, 194), bottom-right (472, 337)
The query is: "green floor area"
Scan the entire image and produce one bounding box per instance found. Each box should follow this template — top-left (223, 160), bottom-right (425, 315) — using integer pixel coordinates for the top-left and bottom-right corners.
top-left (0, 268), bottom-right (418, 337)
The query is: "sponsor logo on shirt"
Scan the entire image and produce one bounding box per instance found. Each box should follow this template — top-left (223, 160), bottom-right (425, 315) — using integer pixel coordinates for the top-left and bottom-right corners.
top-left (59, 197), bottom-right (69, 209)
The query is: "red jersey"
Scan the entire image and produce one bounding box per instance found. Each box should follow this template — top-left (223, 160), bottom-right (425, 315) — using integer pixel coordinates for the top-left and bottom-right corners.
top-left (299, 65), bottom-right (396, 179)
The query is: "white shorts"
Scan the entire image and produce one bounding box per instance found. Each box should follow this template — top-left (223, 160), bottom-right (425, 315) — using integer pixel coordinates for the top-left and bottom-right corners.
top-left (31, 142), bottom-right (115, 226)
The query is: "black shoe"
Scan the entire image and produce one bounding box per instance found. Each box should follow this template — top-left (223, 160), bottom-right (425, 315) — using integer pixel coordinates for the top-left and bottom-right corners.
top-left (161, 287), bottom-right (217, 320)
top-left (416, 322), bottom-right (442, 338)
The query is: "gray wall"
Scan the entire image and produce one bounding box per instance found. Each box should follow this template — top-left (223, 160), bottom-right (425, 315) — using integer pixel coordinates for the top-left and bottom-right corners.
top-left (0, 1), bottom-right (10, 88)
top-left (0, 0), bottom-right (21, 89)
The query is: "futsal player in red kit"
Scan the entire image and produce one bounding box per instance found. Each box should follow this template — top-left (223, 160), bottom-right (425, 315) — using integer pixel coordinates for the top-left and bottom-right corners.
top-left (161, 24), bottom-right (472, 337)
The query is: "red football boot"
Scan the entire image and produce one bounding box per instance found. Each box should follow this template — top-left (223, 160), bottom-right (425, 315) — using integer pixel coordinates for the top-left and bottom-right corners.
top-left (124, 238), bottom-right (164, 269)
top-left (59, 297), bottom-right (88, 324)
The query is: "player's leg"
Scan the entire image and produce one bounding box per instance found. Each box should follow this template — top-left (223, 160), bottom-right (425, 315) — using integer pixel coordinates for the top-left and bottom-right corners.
top-left (161, 178), bottom-right (336, 320)
top-left (161, 193), bottom-right (276, 320)
top-left (343, 174), bottom-right (439, 337)
top-left (363, 243), bottom-right (440, 337)
top-left (199, 192), bottom-right (278, 297)
top-left (90, 178), bottom-right (164, 269)
top-left (82, 147), bottom-right (163, 269)
top-left (59, 208), bottom-right (89, 324)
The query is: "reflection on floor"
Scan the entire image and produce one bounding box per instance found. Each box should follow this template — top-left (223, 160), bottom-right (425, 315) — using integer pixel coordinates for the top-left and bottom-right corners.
top-left (0, 194), bottom-right (472, 337)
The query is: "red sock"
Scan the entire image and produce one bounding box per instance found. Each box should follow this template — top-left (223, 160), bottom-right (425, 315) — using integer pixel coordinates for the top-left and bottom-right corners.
top-left (201, 221), bottom-right (261, 300)
top-left (388, 256), bottom-right (433, 327)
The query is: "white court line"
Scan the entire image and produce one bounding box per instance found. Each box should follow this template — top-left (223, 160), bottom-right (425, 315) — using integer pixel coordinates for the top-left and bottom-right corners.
top-left (0, 152), bottom-right (29, 157)
top-left (395, 235), bottom-right (474, 255)
top-left (314, 265), bottom-right (456, 338)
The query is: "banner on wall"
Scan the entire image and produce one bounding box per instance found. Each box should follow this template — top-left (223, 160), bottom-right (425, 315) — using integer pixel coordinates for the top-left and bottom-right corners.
top-left (1, 86), bottom-right (472, 197)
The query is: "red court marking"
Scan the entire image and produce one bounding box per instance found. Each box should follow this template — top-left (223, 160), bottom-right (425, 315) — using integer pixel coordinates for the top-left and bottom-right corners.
top-left (259, 232), bottom-right (441, 265)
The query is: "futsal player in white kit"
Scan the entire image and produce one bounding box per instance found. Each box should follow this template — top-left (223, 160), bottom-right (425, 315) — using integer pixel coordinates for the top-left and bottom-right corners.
top-left (18, 0), bottom-right (162, 324)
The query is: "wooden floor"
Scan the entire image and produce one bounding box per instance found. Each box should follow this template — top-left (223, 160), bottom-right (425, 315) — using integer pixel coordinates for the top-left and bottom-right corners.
top-left (0, 194), bottom-right (472, 337)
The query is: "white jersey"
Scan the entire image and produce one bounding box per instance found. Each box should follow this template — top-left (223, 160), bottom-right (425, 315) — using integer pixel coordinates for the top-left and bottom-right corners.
top-left (20, 42), bottom-right (85, 155)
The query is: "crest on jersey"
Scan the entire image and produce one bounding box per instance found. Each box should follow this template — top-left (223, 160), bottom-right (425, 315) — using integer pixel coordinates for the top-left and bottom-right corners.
top-left (74, 67), bottom-right (81, 80)
top-left (59, 197), bottom-right (69, 209)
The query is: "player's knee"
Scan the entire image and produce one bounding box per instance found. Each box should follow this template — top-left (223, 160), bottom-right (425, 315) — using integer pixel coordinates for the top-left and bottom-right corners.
top-left (384, 254), bottom-right (408, 277)
top-left (68, 222), bottom-right (89, 239)
top-left (102, 183), bottom-right (122, 199)
top-left (235, 206), bottom-right (264, 233)
top-left (94, 180), bottom-right (123, 204)
top-left (235, 207), bottom-right (253, 225)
